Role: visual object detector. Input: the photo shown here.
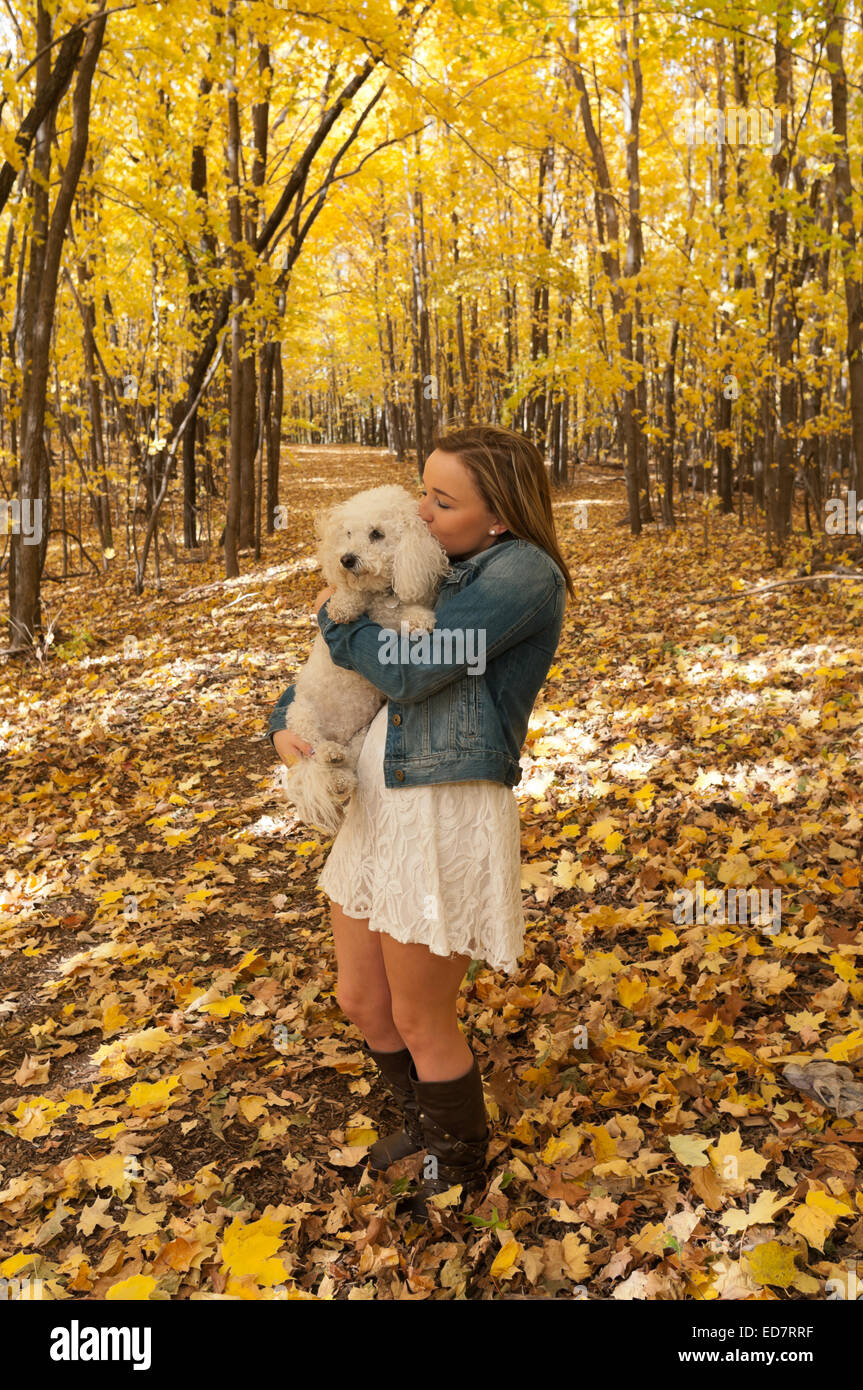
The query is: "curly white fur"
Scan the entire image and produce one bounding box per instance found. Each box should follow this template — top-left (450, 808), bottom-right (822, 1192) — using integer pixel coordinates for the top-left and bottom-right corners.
top-left (276, 484), bottom-right (452, 836)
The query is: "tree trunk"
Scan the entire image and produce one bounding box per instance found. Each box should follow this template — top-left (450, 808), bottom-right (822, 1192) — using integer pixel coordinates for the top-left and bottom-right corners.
top-left (765, 10), bottom-right (795, 552)
top-left (564, 11), bottom-right (642, 533)
top-left (224, 17), bottom-right (243, 579)
top-left (827, 9), bottom-right (863, 500)
top-left (8, 1), bottom-right (107, 653)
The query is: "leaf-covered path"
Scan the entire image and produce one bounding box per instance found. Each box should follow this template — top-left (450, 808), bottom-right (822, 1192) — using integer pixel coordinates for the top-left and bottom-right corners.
top-left (1, 447), bottom-right (862, 1300)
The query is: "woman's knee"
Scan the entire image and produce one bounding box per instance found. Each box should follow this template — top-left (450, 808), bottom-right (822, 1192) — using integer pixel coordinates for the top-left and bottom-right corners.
top-left (336, 983), bottom-right (393, 1034)
top-left (389, 1003), bottom-right (458, 1050)
top-left (329, 902), bottom-right (391, 1029)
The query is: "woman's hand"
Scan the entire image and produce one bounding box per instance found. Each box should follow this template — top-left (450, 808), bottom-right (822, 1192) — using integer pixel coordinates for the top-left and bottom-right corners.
top-left (313, 584), bottom-right (335, 613)
top-left (273, 728), bottom-right (315, 766)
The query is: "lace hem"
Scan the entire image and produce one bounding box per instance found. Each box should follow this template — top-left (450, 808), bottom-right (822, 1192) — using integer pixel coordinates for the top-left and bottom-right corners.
top-left (316, 705), bottom-right (525, 975)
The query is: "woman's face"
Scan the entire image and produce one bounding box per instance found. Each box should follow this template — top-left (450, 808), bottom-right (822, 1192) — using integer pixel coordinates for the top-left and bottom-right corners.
top-left (418, 449), bottom-right (507, 560)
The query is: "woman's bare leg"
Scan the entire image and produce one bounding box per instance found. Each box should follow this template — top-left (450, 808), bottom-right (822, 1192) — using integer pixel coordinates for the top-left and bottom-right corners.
top-left (329, 899), bottom-right (406, 1051)
top-left (379, 936), bottom-right (473, 1081)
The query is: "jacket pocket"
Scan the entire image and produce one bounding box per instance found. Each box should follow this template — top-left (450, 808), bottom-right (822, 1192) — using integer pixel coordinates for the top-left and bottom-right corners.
top-left (450, 672), bottom-right (481, 743)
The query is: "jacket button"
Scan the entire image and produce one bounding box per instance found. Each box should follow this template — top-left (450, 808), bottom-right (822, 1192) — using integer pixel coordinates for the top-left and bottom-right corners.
top-left (395, 769), bottom-right (404, 781)
top-left (392, 713), bottom-right (401, 725)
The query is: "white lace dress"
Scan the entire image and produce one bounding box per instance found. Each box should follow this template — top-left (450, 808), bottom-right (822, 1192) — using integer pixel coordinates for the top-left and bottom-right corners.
top-left (317, 702), bottom-right (526, 975)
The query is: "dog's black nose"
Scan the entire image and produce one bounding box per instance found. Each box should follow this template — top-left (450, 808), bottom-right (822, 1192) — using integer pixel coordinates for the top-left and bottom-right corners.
top-left (340, 553), bottom-right (357, 569)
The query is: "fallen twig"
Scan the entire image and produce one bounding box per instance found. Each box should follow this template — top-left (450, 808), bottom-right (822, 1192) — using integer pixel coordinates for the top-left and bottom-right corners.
top-left (689, 572), bottom-right (863, 607)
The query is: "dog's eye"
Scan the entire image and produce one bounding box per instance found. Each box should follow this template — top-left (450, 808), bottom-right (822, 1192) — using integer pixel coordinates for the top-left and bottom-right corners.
top-left (369, 528), bottom-right (384, 541)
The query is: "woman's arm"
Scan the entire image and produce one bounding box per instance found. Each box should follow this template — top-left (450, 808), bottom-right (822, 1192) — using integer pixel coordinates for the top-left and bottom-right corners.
top-left (266, 589), bottom-right (333, 749)
top-left (316, 546), bottom-right (562, 705)
top-left (267, 684), bottom-right (295, 749)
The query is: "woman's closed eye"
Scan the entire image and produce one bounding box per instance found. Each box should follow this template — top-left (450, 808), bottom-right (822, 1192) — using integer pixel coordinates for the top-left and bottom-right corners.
top-left (420, 490), bottom-right (450, 510)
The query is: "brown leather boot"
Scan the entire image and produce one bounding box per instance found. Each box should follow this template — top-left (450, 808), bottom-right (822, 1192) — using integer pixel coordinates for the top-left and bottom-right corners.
top-left (407, 1050), bottom-right (489, 1220)
top-left (364, 1045), bottom-right (425, 1174)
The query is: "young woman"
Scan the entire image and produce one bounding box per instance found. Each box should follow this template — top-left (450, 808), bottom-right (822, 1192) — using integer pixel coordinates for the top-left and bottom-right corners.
top-left (268, 425), bottom-right (575, 1219)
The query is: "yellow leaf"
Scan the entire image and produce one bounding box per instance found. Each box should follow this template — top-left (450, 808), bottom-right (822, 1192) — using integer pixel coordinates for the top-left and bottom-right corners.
top-left (647, 929), bottom-right (679, 951)
top-left (510, 1116), bottom-right (535, 1145)
top-left (721, 1190), bottom-right (793, 1232)
top-left (101, 1003), bottom-right (128, 1035)
top-left (490, 1238), bottom-right (522, 1278)
top-left (588, 816), bottom-right (620, 841)
top-left (829, 955), bottom-right (857, 984)
top-left (668, 1134), bottom-right (712, 1167)
top-left (201, 994), bottom-right (245, 1017)
top-left (0, 1253), bottom-right (37, 1277)
top-left (221, 1215), bottom-right (286, 1285)
top-left (106, 1274), bottom-right (157, 1300)
top-left (806, 1189), bottom-right (853, 1217)
top-left (345, 1126), bottom-right (378, 1146)
top-left (744, 1240), bottom-right (797, 1287)
top-left (788, 1188), bottom-right (852, 1252)
top-left (632, 783), bottom-right (656, 807)
top-left (238, 1097), bottom-right (268, 1123)
top-left (826, 1028), bottom-right (863, 1061)
top-left (584, 1124), bottom-right (616, 1162)
top-left (230, 1022), bottom-right (266, 1048)
top-left (85, 1153), bottom-right (136, 1193)
top-left (601, 1028), bottom-right (646, 1053)
top-left (617, 976), bottom-right (646, 1007)
top-left (127, 1076), bottom-right (179, 1111)
top-left (15, 1097), bottom-right (70, 1140)
top-left (521, 1063), bottom-right (553, 1085)
top-left (553, 859), bottom-right (583, 889)
top-left (542, 1135), bottom-right (575, 1164)
top-left (92, 1026), bottom-right (172, 1064)
top-left (709, 1130), bottom-right (768, 1189)
top-left (718, 853), bottom-right (758, 886)
top-left (427, 1184), bottom-right (463, 1208)
top-left (560, 1232), bottom-right (590, 1279)
top-left (582, 951), bottom-right (623, 982)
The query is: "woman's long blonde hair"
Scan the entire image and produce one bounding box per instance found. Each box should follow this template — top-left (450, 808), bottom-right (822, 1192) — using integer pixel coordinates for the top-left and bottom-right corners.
top-left (430, 425), bottom-right (576, 601)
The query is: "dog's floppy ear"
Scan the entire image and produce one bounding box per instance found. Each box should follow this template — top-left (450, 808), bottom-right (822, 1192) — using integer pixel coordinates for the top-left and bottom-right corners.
top-left (312, 505), bottom-right (343, 587)
top-left (312, 507), bottom-right (331, 546)
top-left (392, 512), bottom-right (451, 603)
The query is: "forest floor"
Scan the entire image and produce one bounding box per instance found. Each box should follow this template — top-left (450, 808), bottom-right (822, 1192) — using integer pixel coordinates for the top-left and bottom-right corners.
top-left (1, 446), bottom-right (862, 1301)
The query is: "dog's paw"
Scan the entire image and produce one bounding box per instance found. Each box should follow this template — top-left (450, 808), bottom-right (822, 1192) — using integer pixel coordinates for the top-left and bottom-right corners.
top-left (316, 740), bottom-right (348, 765)
top-left (331, 769), bottom-right (357, 797)
top-left (401, 605), bottom-right (437, 633)
top-left (326, 593), bottom-right (367, 624)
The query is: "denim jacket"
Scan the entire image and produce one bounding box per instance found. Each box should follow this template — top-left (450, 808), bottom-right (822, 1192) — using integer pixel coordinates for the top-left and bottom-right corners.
top-left (265, 535), bottom-right (566, 789)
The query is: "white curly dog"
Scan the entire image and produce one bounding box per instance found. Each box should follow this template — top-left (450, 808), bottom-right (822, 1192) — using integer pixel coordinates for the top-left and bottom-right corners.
top-left (278, 483), bottom-right (452, 835)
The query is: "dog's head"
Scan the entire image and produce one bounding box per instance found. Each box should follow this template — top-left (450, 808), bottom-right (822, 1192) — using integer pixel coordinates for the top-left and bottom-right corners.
top-left (314, 485), bottom-right (452, 601)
